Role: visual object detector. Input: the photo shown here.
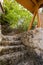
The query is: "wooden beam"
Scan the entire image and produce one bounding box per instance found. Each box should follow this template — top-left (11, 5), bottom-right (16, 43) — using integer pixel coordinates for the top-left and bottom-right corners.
top-left (38, 0), bottom-right (43, 7)
top-left (16, 0), bottom-right (34, 13)
top-left (37, 12), bottom-right (41, 27)
top-left (30, 0), bottom-right (35, 5)
top-left (32, 0), bottom-right (37, 5)
top-left (33, 0), bottom-right (43, 28)
top-left (28, 10), bottom-right (37, 31)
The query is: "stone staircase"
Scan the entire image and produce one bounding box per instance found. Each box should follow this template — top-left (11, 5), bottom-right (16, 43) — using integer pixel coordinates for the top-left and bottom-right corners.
top-left (0, 35), bottom-right (28, 65)
top-left (0, 31), bottom-right (43, 65)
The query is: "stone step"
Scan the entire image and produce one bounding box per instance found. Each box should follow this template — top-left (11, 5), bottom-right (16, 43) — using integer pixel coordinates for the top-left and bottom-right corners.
top-left (2, 35), bottom-right (21, 41)
top-left (0, 45), bottom-right (26, 55)
top-left (0, 51), bottom-right (28, 65)
top-left (0, 40), bottom-right (22, 46)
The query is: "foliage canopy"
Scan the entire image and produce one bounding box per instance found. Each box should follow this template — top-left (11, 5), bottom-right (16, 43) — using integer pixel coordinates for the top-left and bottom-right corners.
top-left (1, 0), bottom-right (37, 31)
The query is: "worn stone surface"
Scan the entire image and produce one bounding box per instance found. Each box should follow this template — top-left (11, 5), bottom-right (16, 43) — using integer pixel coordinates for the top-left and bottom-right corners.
top-left (0, 28), bottom-right (43, 65)
top-left (0, 34), bottom-right (28, 65)
top-left (21, 28), bottom-right (43, 49)
top-left (21, 28), bottom-right (43, 64)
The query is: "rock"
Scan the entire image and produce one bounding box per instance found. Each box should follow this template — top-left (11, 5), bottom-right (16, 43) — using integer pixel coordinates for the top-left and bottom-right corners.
top-left (0, 28), bottom-right (43, 65)
top-left (0, 45), bottom-right (26, 55)
top-left (0, 51), bottom-right (28, 65)
top-left (1, 22), bottom-right (13, 35)
top-left (21, 28), bottom-right (43, 60)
